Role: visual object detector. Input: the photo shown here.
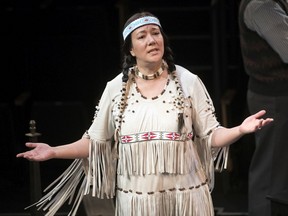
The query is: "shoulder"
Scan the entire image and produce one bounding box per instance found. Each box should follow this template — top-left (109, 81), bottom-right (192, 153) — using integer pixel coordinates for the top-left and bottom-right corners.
top-left (102, 73), bottom-right (123, 97)
top-left (244, 0), bottom-right (281, 28)
top-left (175, 65), bottom-right (198, 83)
top-left (174, 65), bottom-right (202, 96)
top-left (245, 0), bottom-right (275, 13)
top-left (107, 73), bottom-right (123, 88)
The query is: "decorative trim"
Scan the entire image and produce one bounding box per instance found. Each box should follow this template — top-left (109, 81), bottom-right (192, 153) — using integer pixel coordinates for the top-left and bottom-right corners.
top-left (120, 131), bottom-right (193, 144)
top-left (116, 179), bottom-right (208, 195)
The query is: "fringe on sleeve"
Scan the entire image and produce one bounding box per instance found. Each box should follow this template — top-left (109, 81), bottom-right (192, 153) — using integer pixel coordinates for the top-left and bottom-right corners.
top-left (84, 139), bottom-right (117, 199)
top-left (194, 134), bottom-right (229, 192)
top-left (183, 95), bottom-right (229, 192)
top-left (180, 75), bottom-right (229, 192)
top-left (25, 138), bottom-right (117, 216)
top-left (25, 158), bottom-right (87, 216)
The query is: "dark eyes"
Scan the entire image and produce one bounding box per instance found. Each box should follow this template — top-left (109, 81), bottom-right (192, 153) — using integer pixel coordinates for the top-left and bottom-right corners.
top-left (152, 31), bottom-right (160, 35)
top-left (137, 31), bottom-right (160, 39)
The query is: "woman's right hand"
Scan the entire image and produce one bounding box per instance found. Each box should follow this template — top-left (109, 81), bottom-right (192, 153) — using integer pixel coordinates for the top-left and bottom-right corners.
top-left (16, 142), bottom-right (55, 161)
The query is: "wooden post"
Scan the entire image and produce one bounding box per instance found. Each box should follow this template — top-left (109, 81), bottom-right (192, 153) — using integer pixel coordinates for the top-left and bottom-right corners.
top-left (25, 120), bottom-right (42, 216)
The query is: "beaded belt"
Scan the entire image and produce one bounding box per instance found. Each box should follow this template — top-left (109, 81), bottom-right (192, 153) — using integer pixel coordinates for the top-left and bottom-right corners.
top-left (120, 131), bottom-right (193, 144)
top-left (117, 179), bottom-right (208, 195)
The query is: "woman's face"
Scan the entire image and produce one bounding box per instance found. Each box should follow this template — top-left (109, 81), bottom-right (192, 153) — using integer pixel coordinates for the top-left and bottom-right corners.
top-left (130, 24), bottom-right (164, 66)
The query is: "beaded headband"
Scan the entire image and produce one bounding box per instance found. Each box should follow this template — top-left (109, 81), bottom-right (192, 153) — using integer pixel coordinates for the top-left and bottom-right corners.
top-left (122, 16), bottom-right (161, 41)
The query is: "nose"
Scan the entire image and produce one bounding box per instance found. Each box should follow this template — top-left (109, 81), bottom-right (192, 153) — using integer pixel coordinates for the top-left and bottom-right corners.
top-left (147, 34), bottom-right (156, 46)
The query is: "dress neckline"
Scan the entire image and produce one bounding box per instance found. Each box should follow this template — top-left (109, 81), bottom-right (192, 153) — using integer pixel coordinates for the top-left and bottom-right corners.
top-left (132, 77), bottom-right (170, 100)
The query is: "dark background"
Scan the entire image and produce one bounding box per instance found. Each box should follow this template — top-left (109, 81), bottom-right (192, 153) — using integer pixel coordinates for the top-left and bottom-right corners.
top-left (0, 0), bottom-right (254, 215)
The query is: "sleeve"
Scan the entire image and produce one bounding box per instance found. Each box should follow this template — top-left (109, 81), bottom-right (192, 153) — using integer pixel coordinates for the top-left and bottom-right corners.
top-left (86, 81), bottom-right (117, 142)
top-left (185, 75), bottom-right (229, 191)
top-left (83, 82), bottom-right (118, 198)
top-left (25, 82), bottom-right (118, 216)
top-left (244, 0), bottom-right (288, 63)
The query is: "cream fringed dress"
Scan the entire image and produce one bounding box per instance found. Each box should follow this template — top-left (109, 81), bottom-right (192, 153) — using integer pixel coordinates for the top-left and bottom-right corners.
top-left (30, 65), bottom-right (228, 216)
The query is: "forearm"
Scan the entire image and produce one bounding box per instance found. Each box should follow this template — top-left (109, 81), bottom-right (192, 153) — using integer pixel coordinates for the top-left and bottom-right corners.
top-left (53, 138), bottom-right (90, 159)
top-left (211, 126), bottom-right (244, 148)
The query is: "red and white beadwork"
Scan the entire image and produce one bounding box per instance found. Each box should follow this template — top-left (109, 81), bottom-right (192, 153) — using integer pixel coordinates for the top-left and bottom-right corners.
top-left (120, 131), bottom-right (193, 144)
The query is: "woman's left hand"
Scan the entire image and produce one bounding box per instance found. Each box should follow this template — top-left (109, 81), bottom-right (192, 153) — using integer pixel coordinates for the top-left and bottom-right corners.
top-left (239, 110), bottom-right (274, 134)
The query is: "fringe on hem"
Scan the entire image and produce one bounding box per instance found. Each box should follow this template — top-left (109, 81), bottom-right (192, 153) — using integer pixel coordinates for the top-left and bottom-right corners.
top-left (116, 184), bottom-right (214, 216)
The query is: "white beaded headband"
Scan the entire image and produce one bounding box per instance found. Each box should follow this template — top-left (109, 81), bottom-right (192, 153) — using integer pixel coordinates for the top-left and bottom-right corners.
top-left (122, 16), bottom-right (161, 41)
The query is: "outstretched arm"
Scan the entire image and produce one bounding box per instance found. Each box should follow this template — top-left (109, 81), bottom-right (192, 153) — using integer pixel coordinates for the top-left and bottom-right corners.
top-left (16, 138), bottom-right (90, 161)
top-left (211, 110), bottom-right (273, 147)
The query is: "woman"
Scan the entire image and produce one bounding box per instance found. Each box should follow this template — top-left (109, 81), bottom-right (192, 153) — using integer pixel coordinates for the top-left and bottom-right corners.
top-left (17, 11), bottom-right (273, 216)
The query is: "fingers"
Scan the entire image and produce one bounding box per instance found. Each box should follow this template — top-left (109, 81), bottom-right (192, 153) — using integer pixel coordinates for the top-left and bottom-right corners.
top-left (255, 110), bottom-right (274, 123)
top-left (16, 142), bottom-right (38, 158)
top-left (262, 118), bottom-right (274, 126)
top-left (25, 142), bottom-right (38, 148)
top-left (16, 151), bottom-right (37, 160)
top-left (16, 151), bottom-right (33, 158)
top-left (23, 154), bottom-right (37, 161)
top-left (16, 152), bottom-right (32, 158)
top-left (257, 119), bottom-right (264, 130)
top-left (254, 110), bottom-right (266, 118)
top-left (251, 110), bottom-right (274, 131)
top-left (256, 117), bottom-right (274, 131)
top-left (16, 153), bottom-right (24, 158)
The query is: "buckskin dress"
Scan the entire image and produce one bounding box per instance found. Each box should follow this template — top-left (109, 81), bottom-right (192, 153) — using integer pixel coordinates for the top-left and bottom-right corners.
top-left (30, 65), bottom-right (228, 216)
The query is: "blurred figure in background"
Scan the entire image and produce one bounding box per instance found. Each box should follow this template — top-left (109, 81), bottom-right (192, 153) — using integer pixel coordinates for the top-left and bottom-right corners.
top-left (238, 0), bottom-right (288, 215)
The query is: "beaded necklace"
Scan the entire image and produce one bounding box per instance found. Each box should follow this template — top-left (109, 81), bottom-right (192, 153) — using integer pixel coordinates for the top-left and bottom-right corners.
top-left (134, 62), bottom-right (165, 80)
top-left (133, 77), bottom-right (170, 100)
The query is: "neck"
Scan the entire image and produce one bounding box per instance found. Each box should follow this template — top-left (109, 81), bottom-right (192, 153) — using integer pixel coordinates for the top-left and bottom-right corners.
top-left (134, 61), bottom-right (166, 80)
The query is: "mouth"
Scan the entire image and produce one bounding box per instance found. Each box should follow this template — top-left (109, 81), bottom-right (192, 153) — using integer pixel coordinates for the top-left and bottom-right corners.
top-left (148, 48), bottom-right (159, 54)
